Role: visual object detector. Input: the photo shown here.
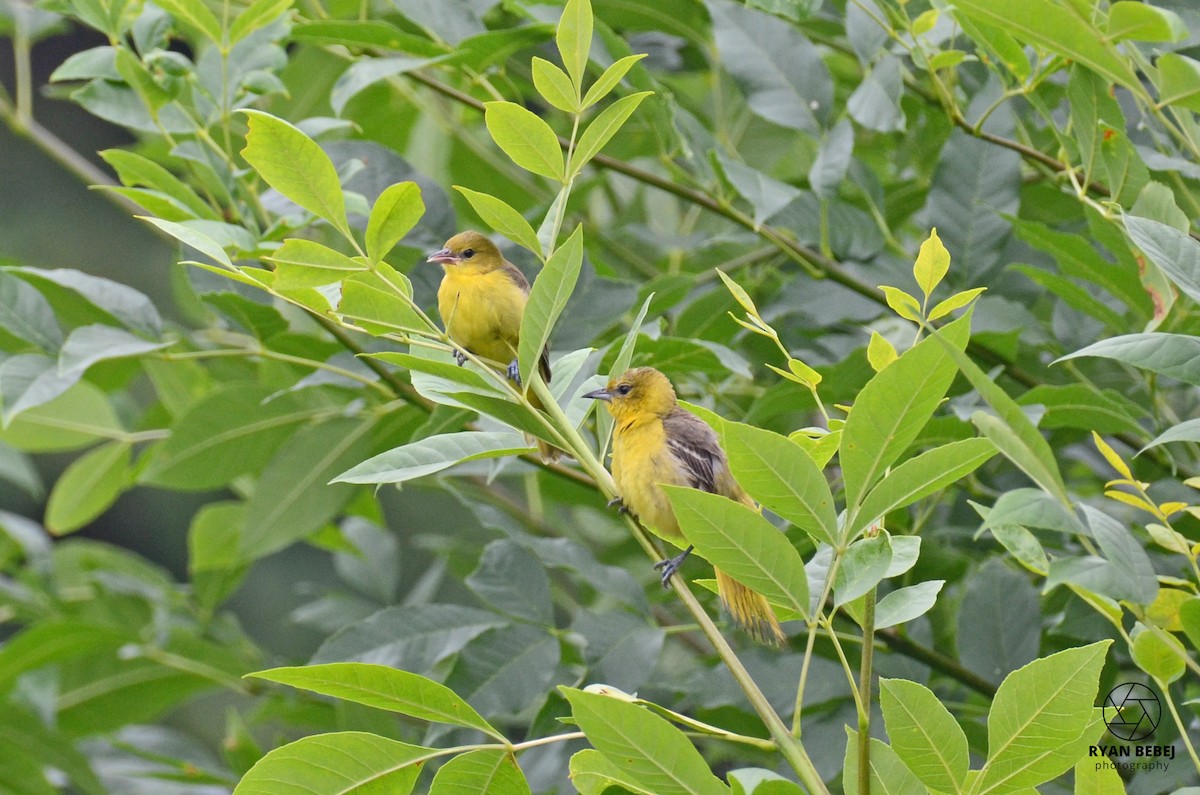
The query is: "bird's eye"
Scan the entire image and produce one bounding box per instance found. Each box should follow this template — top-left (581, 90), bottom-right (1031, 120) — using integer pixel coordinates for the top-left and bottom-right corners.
top-left (462, 248), bottom-right (475, 259)
top-left (616, 383), bottom-right (632, 395)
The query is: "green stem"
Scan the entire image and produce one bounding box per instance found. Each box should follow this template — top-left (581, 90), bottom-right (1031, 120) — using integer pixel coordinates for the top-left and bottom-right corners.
top-left (856, 589), bottom-right (876, 795)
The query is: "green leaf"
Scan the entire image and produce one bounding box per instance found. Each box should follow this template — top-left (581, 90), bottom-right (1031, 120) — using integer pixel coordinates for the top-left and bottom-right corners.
top-left (928, 315), bottom-right (1070, 506)
top-left (663, 486), bottom-right (809, 619)
top-left (880, 678), bottom-right (969, 793)
top-left (842, 728), bottom-right (925, 795)
top-left (10, 267), bottom-right (163, 338)
top-left (854, 438), bottom-right (996, 533)
top-left (269, 238), bottom-right (364, 289)
top-left (532, 56), bottom-right (578, 112)
top-left (0, 619), bottom-right (132, 693)
top-left (153, 0), bottom-right (222, 43)
top-left (1141, 418), bottom-right (1200, 452)
top-left (833, 534), bottom-right (892, 607)
top-left (1059, 333), bottom-right (1200, 388)
top-left (140, 217), bottom-right (234, 269)
top-left (714, 155), bottom-right (802, 226)
top-left (873, 580), bottom-right (944, 630)
top-left (723, 421), bottom-right (837, 547)
top-left (233, 732), bottom-right (428, 795)
top-left (466, 540), bottom-right (553, 625)
top-left (99, 149), bottom-right (218, 220)
top-left (1072, 756), bottom-right (1125, 795)
top-left (841, 311), bottom-right (969, 512)
top-left (582, 53), bottom-right (647, 109)
top-left (368, 351), bottom-right (493, 392)
top-left (336, 269), bottom-right (426, 335)
top-left (290, 20), bottom-right (446, 54)
top-left (561, 688), bottom-right (730, 795)
top-left (706, 0), bottom-right (831, 133)
top-left (988, 524), bottom-right (1049, 575)
top-left (453, 187), bottom-right (543, 259)
top-left (140, 386), bottom-right (319, 490)
top-left (556, 0), bottom-right (592, 91)
top-left (0, 355), bottom-right (75, 427)
top-left (975, 641), bottom-right (1111, 794)
top-left (241, 418), bottom-right (372, 560)
top-left (0, 270), bottom-right (63, 352)
top-left (57, 324), bottom-right (171, 376)
top-left (330, 55), bottom-right (437, 115)
top-left (228, 0), bottom-right (294, 46)
top-left (1107, 1), bottom-right (1185, 42)
top-left (570, 91), bottom-right (652, 177)
top-left (484, 101), bottom-right (565, 182)
top-left (1130, 625), bottom-right (1186, 683)
top-left (333, 431), bottom-right (530, 485)
top-left (570, 749), bottom-right (657, 795)
top-left (429, 749), bottom-right (530, 795)
top-left (366, 181), bottom-right (424, 263)
top-left (250, 663), bottom-right (502, 738)
top-left (240, 110), bottom-right (350, 237)
top-left (518, 224), bottom-right (584, 384)
top-left (950, 0), bottom-right (1136, 90)
top-left (1156, 53), bottom-right (1200, 113)
top-left (44, 440), bottom-right (130, 535)
top-left (1124, 214), bottom-right (1200, 303)
top-left (0, 381), bottom-right (123, 452)
top-left (1017, 384), bottom-right (1144, 436)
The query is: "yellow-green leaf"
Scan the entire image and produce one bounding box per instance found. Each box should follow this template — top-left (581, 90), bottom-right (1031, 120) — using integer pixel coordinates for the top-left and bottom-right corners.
top-left (582, 53), bottom-right (647, 109)
top-left (45, 440), bottom-right (131, 534)
top-left (556, 0), bottom-right (592, 91)
top-left (454, 187), bottom-right (543, 260)
top-left (913, 228), bottom-right (950, 300)
top-left (532, 57), bottom-right (578, 113)
top-left (484, 101), bottom-right (565, 182)
top-left (365, 181), bottom-right (424, 263)
top-left (569, 92), bottom-right (651, 178)
top-left (241, 110), bottom-right (350, 237)
top-left (867, 331), bottom-right (897, 372)
top-left (928, 287), bottom-right (986, 320)
top-left (879, 285), bottom-right (922, 321)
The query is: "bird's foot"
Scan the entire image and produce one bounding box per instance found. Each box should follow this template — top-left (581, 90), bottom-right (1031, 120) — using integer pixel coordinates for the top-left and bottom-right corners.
top-left (607, 496), bottom-right (628, 514)
top-left (452, 349), bottom-right (468, 367)
top-left (506, 358), bottom-right (522, 386)
top-left (653, 546), bottom-right (694, 589)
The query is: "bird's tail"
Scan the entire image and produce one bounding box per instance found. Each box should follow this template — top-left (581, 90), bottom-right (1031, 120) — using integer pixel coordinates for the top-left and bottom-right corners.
top-left (716, 568), bottom-right (785, 646)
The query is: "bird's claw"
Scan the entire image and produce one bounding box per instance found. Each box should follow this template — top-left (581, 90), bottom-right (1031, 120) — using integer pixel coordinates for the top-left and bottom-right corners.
top-left (653, 547), bottom-right (693, 589)
top-left (506, 359), bottom-right (522, 386)
top-left (452, 349), bottom-right (468, 367)
top-left (607, 496), bottom-right (628, 514)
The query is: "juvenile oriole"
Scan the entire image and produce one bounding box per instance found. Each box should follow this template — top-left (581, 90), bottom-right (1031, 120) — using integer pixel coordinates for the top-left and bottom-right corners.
top-left (427, 231), bottom-right (560, 461)
top-left (586, 367), bottom-right (785, 645)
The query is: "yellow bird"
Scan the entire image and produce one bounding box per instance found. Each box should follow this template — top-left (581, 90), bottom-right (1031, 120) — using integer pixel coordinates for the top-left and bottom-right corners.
top-left (586, 367), bottom-right (785, 645)
top-left (427, 231), bottom-right (560, 461)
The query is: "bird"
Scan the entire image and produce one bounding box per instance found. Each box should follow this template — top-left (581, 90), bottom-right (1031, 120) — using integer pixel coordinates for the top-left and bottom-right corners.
top-left (585, 367), bottom-right (785, 645)
top-left (427, 231), bottom-right (560, 462)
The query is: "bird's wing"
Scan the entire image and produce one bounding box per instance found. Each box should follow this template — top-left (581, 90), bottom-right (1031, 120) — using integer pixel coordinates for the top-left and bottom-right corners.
top-left (501, 261), bottom-right (531, 293)
top-left (662, 409), bottom-right (726, 494)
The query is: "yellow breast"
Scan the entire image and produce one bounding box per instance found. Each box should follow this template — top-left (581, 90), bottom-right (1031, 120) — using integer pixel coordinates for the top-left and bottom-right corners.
top-left (611, 417), bottom-right (687, 542)
top-left (437, 268), bottom-right (527, 367)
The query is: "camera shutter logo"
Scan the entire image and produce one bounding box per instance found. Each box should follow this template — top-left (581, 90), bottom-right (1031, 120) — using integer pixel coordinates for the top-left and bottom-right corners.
top-left (1102, 683), bottom-right (1160, 742)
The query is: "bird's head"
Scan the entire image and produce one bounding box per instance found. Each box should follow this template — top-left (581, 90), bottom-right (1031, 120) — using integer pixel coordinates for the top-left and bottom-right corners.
top-left (427, 231), bottom-right (504, 272)
top-left (584, 367), bottom-right (678, 419)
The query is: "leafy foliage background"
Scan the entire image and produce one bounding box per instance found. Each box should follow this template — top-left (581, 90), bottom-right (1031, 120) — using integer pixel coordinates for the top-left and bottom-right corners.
top-left (1, 0), bottom-right (1199, 792)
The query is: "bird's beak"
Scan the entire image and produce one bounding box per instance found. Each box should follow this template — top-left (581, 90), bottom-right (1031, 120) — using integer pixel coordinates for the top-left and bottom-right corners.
top-left (427, 247), bottom-right (458, 264)
top-left (583, 387), bottom-right (613, 402)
